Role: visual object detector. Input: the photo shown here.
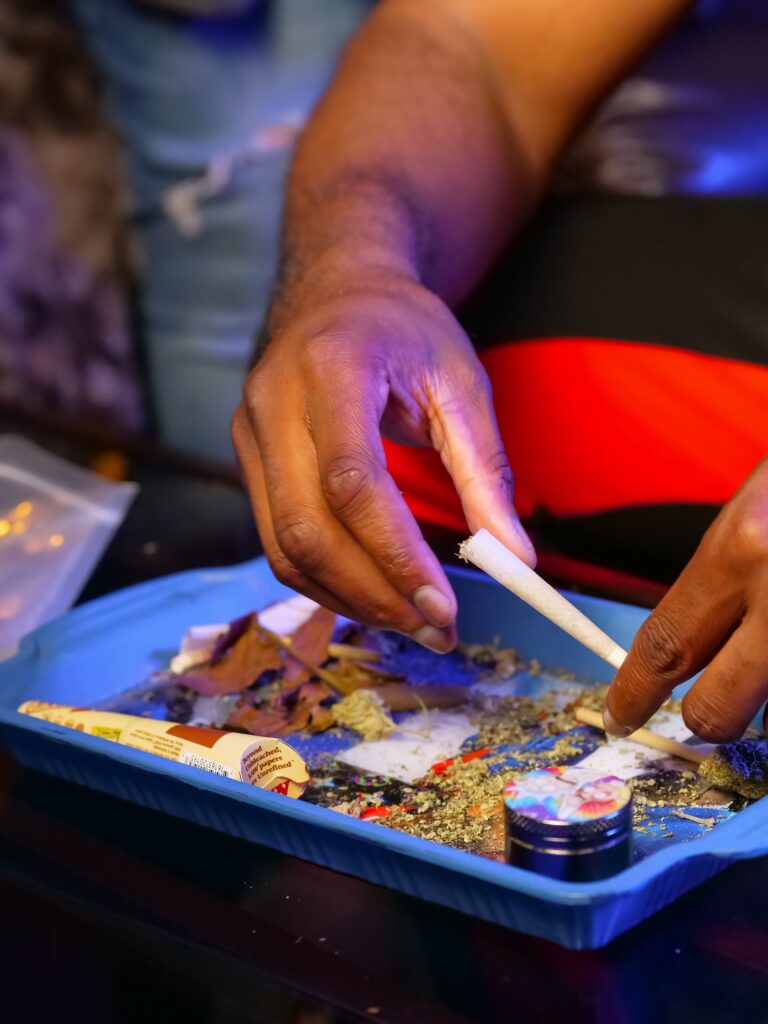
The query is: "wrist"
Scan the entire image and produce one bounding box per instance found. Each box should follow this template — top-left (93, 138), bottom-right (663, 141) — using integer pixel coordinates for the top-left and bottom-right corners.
top-left (266, 244), bottom-right (420, 338)
top-left (268, 174), bottom-right (427, 329)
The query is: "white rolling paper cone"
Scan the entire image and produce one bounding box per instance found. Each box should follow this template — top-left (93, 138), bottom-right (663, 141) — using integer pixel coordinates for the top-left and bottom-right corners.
top-left (460, 529), bottom-right (627, 670)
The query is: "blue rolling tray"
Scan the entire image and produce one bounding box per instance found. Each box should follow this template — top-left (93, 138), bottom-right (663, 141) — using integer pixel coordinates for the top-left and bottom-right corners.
top-left (1, 557), bottom-right (766, 949)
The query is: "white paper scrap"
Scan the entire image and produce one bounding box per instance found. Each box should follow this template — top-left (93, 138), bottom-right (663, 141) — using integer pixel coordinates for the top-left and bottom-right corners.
top-left (170, 594), bottom-right (327, 673)
top-left (576, 706), bottom-right (710, 780)
top-left (338, 711), bottom-right (476, 783)
top-left (171, 624), bottom-right (228, 673)
top-left (258, 594), bottom-right (323, 635)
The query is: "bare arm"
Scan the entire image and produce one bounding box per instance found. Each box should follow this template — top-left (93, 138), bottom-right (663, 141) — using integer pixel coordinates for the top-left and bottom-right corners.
top-left (236, 0), bottom-right (692, 649)
top-left (271, 0), bottom-right (691, 323)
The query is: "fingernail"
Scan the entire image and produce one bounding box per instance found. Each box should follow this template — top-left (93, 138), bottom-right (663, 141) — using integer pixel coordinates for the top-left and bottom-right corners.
top-left (413, 586), bottom-right (455, 629)
top-left (411, 624), bottom-right (455, 654)
top-left (513, 520), bottom-right (537, 567)
top-left (603, 706), bottom-right (634, 738)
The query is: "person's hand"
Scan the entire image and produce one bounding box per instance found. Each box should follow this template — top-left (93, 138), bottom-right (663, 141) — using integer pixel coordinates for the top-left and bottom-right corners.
top-left (232, 271), bottom-right (535, 652)
top-left (604, 458), bottom-right (768, 742)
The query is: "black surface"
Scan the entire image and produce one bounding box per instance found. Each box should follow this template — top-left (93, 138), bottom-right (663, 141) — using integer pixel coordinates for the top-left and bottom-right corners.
top-left (79, 466), bottom-right (262, 600)
top-left (460, 195), bottom-right (768, 366)
top-left (1, 427), bottom-right (768, 1022)
top-left (3, 754), bottom-right (768, 1023)
top-left (528, 503), bottom-right (720, 584)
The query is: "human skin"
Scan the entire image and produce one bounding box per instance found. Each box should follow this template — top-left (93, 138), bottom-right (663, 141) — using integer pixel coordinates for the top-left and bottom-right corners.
top-left (605, 459), bottom-right (768, 743)
top-left (232, 0), bottom-right (692, 653)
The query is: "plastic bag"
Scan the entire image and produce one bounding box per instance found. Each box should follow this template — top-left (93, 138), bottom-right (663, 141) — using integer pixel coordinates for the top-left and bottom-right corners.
top-left (0, 435), bottom-right (137, 657)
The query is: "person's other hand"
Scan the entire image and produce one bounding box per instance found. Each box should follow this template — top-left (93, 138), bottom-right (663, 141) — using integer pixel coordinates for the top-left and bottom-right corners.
top-left (232, 272), bottom-right (535, 652)
top-left (604, 458), bottom-right (768, 741)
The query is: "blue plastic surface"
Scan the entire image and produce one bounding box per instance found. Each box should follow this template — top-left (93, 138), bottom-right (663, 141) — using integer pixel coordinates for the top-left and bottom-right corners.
top-left (1, 557), bottom-right (766, 949)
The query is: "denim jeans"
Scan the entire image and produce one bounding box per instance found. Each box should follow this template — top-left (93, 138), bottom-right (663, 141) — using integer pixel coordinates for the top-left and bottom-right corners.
top-left (66, 0), bottom-right (371, 459)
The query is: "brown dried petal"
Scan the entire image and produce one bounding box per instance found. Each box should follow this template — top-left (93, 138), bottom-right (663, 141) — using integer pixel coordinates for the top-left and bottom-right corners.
top-left (211, 612), bottom-right (254, 659)
top-left (282, 607), bottom-right (337, 683)
top-left (181, 616), bottom-right (282, 695)
top-left (293, 681), bottom-right (334, 710)
top-left (234, 681), bottom-right (338, 737)
top-left (308, 706), bottom-right (336, 733)
top-left (227, 703), bottom-right (291, 736)
top-left (280, 681), bottom-right (336, 734)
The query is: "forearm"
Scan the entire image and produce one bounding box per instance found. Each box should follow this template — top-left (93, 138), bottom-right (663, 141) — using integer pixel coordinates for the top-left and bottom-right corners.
top-left (267, 1), bottom-right (540, 335)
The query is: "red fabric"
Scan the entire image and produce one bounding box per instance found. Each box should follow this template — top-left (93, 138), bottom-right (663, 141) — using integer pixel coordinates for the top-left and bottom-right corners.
top-left (383, 338), bottom-right (768, 528)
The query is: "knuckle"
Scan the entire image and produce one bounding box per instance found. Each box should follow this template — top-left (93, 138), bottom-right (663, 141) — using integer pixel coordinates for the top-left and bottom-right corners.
top-left (364, 596), bottom-right (418, 632)
top-left (273, 515), bottom-right (326, 572)
top-left (682, 691), bottom-right (740, 742)
top-left (300, 333), bottom-right (347, 382)
top-left (243, 364), bottom-right (267, 404)
top-left (230, 404), bottom-right (248, 448)
top-left (732, 514), bottom-right (768, 562)
top-left (298, 340), bottom-right (325, 384)
top-left (322, 450), bottom-right (378, 517)
top-left (634, 612), bottom-right (693, 680)
top-left (366, 599), bottom-right (399, 629)
top-left (612, 664), bottom-right (653, 709)
top-left (453, 365), bottom-right (493, 407)
top-left (454, 443), bottom-right (514, 504)
top-left (485, 448), bottom-right (514, 489)
top-left (463, 362), bottom-right (492, 397)
top-left (382, 543), bottom-right (418, 578)
top-left (242, 376), bottom-right (270, 431)
top-left (350, 585), bottom-right (415, 630)
top-left (268, 551), bottom-right (306, 592)
top-left (476, 449), bottom-right (516, 507)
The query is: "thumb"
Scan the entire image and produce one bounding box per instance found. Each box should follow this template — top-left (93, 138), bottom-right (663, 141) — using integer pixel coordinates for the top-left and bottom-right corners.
top-left (430, 371), bottom-right (536, 567)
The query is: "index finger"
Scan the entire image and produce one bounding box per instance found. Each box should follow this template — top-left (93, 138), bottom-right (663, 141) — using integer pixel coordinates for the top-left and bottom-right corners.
top-left (604, 548), bottom-right (744, 736)
top-left (429, 366), bottom-right (537, 568)
top-left (306, 360), bottom-right (459, 634)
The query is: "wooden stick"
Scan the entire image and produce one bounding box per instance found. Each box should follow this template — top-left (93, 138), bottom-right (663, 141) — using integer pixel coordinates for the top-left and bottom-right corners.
top-left (262, 629), bottom-right (355, 694)
top-left (672, 809), bottom-right (716, 827)
top-left (327, 643), bottom-right (381, 663)
top-left (376, 683), bottom-right (468, 711)
top-left (574, 706), bottom-right (706, 765)
top-left (460, 529), bottom-right (628, 670)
